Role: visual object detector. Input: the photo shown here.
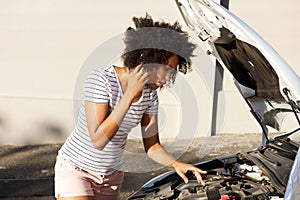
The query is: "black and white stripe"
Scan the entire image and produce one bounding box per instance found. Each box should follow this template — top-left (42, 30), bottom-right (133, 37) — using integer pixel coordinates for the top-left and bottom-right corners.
top-left (59, 65), bottom-right (158, 174)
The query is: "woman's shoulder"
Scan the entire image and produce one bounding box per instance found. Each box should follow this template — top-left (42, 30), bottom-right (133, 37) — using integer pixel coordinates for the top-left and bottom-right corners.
top-left (91, 65), bottom-right (113, 75)
top-left (88, 66), bottom-right (115, 79)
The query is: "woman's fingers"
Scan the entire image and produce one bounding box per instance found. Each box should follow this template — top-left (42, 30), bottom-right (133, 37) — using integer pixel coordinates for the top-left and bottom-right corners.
top-left (133, 62), bottom-right (143, 74)
top-left (136, 67), bottom-right (144, 79)
top-left (173, 161), bottom-right (207, 186)
top-left (193, 170), bottom-right (206, 186)
top-left (126, 63), bottom-right (150, 97)
top-left (140, 71), bottom-right (150, 83)
top-left (192, 168), bottom-right (207, 185)
top-left (131, 63), bottom-right (150, 83)
top-left (177, 170), bottom-right (189, 184)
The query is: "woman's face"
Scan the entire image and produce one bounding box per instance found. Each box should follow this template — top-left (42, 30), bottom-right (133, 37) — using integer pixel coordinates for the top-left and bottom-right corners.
top-left (146, 55), bottom-right (179, 90)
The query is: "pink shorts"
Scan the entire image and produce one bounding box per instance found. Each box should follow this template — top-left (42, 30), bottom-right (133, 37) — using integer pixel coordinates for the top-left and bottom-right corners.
top-left (54, 155), bottom-right (124, 200)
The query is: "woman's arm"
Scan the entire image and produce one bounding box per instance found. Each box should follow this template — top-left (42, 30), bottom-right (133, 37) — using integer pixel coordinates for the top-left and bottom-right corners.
top-left (85, 64), bottom-right (149, 150)
top-left (141, 114), bottom-right (207, 185)
top-left (85, 92), bottom-right (132, 150)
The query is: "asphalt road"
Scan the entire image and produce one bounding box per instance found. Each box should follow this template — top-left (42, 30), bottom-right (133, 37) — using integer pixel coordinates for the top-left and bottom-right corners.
top-left (0, 133), bottom-right (270, 200)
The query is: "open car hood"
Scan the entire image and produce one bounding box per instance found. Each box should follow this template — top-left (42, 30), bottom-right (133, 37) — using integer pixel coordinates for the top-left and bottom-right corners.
top-left (176, 0), bottom-right (300, 134)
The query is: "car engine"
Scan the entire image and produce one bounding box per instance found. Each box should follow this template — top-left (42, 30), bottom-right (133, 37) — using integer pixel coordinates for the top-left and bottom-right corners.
top-left (128, 137), bottom-right (299, 200)
top-left (130, 162), bottom-right (283, 200)
top-left (175, 165), bottom-right (275, 200)
top-left (173, 162), bottom-right (284, 200)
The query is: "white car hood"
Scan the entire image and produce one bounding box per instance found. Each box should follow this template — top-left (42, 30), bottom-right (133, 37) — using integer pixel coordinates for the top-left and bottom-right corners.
top-left (176, 0), bottom-right (300, 131)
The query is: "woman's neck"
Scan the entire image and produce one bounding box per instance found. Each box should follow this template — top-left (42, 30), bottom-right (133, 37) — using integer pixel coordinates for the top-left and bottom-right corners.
top-left (114, 66), bottom-right (129, 93)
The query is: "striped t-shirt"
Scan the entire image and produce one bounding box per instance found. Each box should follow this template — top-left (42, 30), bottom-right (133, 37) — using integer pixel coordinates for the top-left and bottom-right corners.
top-left (59, 65), bottom-right (159, 174)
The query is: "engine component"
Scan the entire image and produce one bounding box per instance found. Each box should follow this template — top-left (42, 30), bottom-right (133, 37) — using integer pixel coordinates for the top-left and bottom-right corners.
top-left (175, 178), bottom-right (271, 200)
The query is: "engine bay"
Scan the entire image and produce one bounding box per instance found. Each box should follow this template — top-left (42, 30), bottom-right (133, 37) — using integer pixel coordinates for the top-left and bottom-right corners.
top-left (174, 163), bottom-right (280, 200)
top-left (128, 137), bottom-right (299, 200)
top-left (135, 162), bottom-right (282, 200)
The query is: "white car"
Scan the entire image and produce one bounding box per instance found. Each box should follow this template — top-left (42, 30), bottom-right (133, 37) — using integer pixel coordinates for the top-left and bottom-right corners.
top-left (127, 0), bottom-right (300, 199)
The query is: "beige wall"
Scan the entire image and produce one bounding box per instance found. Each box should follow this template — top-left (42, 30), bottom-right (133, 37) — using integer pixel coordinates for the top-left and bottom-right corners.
top-left (0, 0), bottom-right (299, 144)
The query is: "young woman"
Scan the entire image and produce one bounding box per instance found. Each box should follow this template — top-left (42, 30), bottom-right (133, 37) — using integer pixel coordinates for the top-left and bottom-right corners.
top-left (54, 14), bottom-right (207, 200)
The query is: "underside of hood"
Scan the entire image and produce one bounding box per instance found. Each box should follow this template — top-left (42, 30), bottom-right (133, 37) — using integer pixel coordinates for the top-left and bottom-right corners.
top-left (175, 0), bottom-right (300, 133)
top-left (213, 27), bottom-right (292, 131)
top-left (214, 27), bottom-right (283, 101)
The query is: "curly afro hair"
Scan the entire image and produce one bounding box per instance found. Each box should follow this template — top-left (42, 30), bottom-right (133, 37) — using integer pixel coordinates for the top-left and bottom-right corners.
top-left (121, 13), bottom-right (197, 75)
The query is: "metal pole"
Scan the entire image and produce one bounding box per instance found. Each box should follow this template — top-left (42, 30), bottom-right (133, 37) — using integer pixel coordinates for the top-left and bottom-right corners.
top-left (211, 61), bottom-right (224, 136)
top-left (211, 0), bottom-right (229, 136)
top-left (220, 0), bottom-right (230, 9)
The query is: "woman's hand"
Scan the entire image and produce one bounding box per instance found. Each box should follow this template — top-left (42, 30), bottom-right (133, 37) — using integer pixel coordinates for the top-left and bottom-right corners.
top-left (171, 160), bottom-right (207, 186)
top-left (125, 63), bottom-right (149, 101)
top-left (141, 114), bottom-right (207, 186)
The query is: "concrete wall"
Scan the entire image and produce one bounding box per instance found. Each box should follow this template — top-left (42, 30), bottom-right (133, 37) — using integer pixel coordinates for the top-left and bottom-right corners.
top-left (0, 0), bottom-right (299, 144)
